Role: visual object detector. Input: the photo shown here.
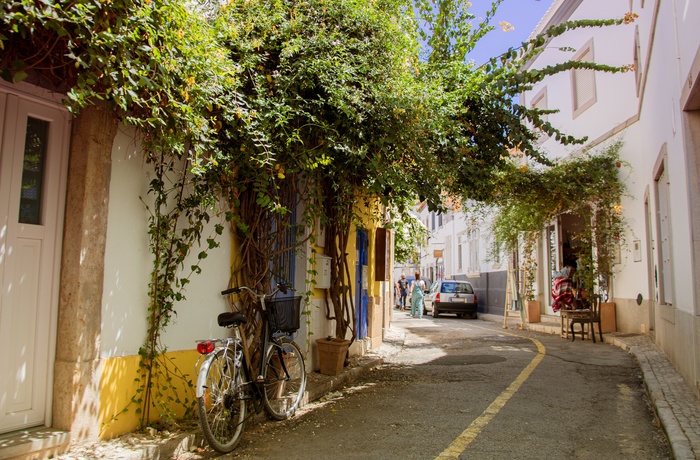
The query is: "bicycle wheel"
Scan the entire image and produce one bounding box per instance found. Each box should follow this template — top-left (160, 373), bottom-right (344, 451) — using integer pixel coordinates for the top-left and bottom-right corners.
top-left (263, 338), bottom-right (306, 420)
top-left (197, 349), bottom-right (246, 453)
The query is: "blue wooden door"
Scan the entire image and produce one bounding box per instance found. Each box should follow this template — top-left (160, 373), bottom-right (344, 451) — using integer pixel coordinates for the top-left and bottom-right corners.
top-left (355, 229), bottom-right (369, 339)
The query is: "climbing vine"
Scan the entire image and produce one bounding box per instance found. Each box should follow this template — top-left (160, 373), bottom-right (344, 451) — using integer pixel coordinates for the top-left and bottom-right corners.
top-left (485, 141), bottom-right (629, 299)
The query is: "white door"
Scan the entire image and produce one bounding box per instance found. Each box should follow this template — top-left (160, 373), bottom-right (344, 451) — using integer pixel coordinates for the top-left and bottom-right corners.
top-left (544, 219), bottom-right (562, 315)
top-left (0, 90), bottom-right (69, 433)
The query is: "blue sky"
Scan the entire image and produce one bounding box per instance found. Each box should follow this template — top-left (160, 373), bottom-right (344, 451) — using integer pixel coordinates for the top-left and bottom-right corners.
top-left (465, 0), bottom-right (556, 65)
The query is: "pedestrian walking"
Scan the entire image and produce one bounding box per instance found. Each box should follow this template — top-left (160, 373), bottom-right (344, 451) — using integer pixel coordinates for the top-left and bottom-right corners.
top-left (410, 271), bottom-right (426, 318)
top-left (397, 273), bottom-right (409, 311)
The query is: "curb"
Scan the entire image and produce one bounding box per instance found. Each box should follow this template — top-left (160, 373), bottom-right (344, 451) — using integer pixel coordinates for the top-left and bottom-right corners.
top-left (612, 339), bottom-right (697, 460)
top-left (305, 357), bottom-right (384, 404)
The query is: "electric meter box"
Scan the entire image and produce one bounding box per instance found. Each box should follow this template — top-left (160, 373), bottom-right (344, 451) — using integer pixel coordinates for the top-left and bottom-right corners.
top-left (315, 254), bottom-right (332, 289)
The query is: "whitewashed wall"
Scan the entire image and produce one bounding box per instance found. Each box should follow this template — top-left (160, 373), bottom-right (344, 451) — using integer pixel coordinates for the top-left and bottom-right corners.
top-left (522, 0), bottom-right (699, 319)
top-left (636, 0), bottom-right (695, 315)
top-left (523, 1), bottom-right (638, 161)
top-left (101, 126), bottom-right (232, 358)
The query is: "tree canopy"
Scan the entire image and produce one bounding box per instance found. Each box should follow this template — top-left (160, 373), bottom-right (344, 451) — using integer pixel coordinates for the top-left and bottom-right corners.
top-left (0, 0), bottom-right (633, 217)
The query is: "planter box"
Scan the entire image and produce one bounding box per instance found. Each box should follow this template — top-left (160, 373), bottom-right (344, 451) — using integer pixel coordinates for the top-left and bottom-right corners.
top-left (316, 338), bottom-right (351, 376)
top-left (526, 301), bottom-right (541, 323)
top-left (600, 302), bottom-right (616, 333)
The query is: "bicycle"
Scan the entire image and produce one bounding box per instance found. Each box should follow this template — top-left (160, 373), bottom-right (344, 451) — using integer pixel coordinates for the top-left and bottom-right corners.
top-left (194, 282), bottom-right (306, 453)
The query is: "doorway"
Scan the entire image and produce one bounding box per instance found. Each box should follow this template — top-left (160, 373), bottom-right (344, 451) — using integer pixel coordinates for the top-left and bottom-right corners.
top-left (355, 229), bottom-right (368, 339)
top-left (0, 88), bottom-right (69, 433)
top-left (544, 213), bottom-right (587, 315)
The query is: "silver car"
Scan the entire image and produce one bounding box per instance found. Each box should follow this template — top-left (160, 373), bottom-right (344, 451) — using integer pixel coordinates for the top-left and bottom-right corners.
top-left (424, 280), bottom-right (478, 319)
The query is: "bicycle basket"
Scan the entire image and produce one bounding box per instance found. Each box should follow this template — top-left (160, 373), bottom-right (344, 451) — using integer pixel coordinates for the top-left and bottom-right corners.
top-left (268, 296), bottom-right (302, 333)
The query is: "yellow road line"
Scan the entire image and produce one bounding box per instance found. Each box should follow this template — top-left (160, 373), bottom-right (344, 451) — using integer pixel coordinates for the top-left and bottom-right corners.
top-left (435, 327), bottom-right (546, 460)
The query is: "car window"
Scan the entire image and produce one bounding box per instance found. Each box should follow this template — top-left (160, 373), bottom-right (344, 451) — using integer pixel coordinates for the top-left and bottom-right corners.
top-left (455, 283), bottom-right (474, 294)
top-left (430, 282), bottom-right (439, 294)
top-left (440, 282), bottom-right (457, 293)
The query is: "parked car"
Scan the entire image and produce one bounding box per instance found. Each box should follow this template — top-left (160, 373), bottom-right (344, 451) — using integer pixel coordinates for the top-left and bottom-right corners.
top-left (424, 280), bottom-right (478, 319)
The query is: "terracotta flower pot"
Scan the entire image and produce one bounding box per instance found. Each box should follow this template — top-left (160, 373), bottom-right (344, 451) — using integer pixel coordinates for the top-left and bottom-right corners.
top-left (316, 338), bottom-right (351, 376)
top-left (600, 302), bottom-right (616, 333)
top-left (526, 300), bottom-right (541, 323)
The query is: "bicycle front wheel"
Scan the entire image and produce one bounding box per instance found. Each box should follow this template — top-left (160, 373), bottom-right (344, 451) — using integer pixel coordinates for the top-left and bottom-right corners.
top-left (263, 338), bottom-right (306, 420)
top-left (197, 349), bottom-right (246, 453)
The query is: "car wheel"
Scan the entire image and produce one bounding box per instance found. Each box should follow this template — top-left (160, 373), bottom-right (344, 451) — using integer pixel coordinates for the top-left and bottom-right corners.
top-left (423, 302), bottom-right (428, 316)
top-left (432, 307), bottom-right (439, 318)
top-left (471, 311), bottom-right (478, 319)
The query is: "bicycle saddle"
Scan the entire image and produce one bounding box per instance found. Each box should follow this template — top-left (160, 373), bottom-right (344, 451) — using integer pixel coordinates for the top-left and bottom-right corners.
top-left (217, 312), bottom-right (247, 327)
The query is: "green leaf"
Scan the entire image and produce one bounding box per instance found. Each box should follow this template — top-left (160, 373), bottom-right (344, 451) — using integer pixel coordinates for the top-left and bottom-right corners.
top-left (12, 70), bottom-right (28, 83)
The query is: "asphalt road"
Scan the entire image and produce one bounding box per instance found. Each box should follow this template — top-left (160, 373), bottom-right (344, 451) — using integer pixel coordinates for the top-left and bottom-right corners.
top-left (209, 313), bottom-right (672, 459)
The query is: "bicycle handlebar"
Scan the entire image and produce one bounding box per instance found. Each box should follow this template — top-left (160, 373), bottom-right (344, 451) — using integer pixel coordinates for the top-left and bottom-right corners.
top-left (221, 282), bottom-right (292, 299)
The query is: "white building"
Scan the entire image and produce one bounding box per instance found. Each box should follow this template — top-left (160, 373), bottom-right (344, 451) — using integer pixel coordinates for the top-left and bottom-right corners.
top-left (520, 0), bottom-right (700, 395)
top-left (415, 202), bottom-right (508, 315)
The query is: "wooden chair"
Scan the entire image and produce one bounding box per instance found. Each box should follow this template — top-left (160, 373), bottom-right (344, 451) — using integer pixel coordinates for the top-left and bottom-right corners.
top-left (570, 294), bottom-right (603, 343)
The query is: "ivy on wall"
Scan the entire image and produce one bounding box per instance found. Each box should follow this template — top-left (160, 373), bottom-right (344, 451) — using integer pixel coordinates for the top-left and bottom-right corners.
top-left (486, 141), bottom-right (629, 299)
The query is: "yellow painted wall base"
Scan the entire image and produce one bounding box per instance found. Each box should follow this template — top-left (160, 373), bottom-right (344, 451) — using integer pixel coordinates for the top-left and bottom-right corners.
top-left (99, 349), bottom-right (200, 439)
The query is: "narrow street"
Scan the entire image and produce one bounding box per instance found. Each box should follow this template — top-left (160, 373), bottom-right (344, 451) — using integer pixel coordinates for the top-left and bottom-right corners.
top-left (202, 314), bottom-right (672, 459)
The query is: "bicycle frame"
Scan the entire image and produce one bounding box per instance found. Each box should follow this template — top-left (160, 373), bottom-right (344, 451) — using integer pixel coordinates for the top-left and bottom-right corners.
top-left (195, 284), bottom-right (294, 400)
top-left (195, 282), bottom-right (305, 453)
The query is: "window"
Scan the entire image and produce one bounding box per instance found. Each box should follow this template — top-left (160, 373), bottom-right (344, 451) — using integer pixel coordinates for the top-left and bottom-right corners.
top-left (19, 117), bottom-right (49, 225)
top-left (530, 86), bottom-right (549, 144)
top-left (438, 213), bottom-right (443, 228)
top-left (633, 26), bottom-right (642, 95)
top-left (571, 39), bottom-right (597, 118)
top-left (457, 235), bottom-right (463, 271)
top-left (445, 236), bottom-right (452, 278)
top-left (431, 212), bottom-right (436, 231)
top-left (270, 188), bottom-right (298, 287)
top-left (468, 228), bottom-right (479, 273)
top-left (654, 153), bottom-right (673, 305)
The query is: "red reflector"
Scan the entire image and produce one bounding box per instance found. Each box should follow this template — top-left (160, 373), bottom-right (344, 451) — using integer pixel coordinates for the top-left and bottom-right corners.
top-left (197, 342), bottom-right (214, 354)
top-left (474, 293), bottom-right (477, 304)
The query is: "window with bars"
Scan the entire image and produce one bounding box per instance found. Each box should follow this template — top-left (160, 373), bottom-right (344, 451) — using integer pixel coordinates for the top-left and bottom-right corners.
top-left (571, 39), bottom-right (597, 118)
top-left (269, 185), bottom-right (299, 291)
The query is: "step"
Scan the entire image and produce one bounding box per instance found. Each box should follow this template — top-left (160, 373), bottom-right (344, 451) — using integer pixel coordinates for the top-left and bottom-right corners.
top-left (0, 428), bottom-right (69, 460)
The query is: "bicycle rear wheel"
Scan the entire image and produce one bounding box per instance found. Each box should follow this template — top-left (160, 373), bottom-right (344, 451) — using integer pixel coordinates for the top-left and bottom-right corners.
top-left (197, 349), bottom-right (246, 453)
top-left (263, 338), bottom-right (306, 420)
